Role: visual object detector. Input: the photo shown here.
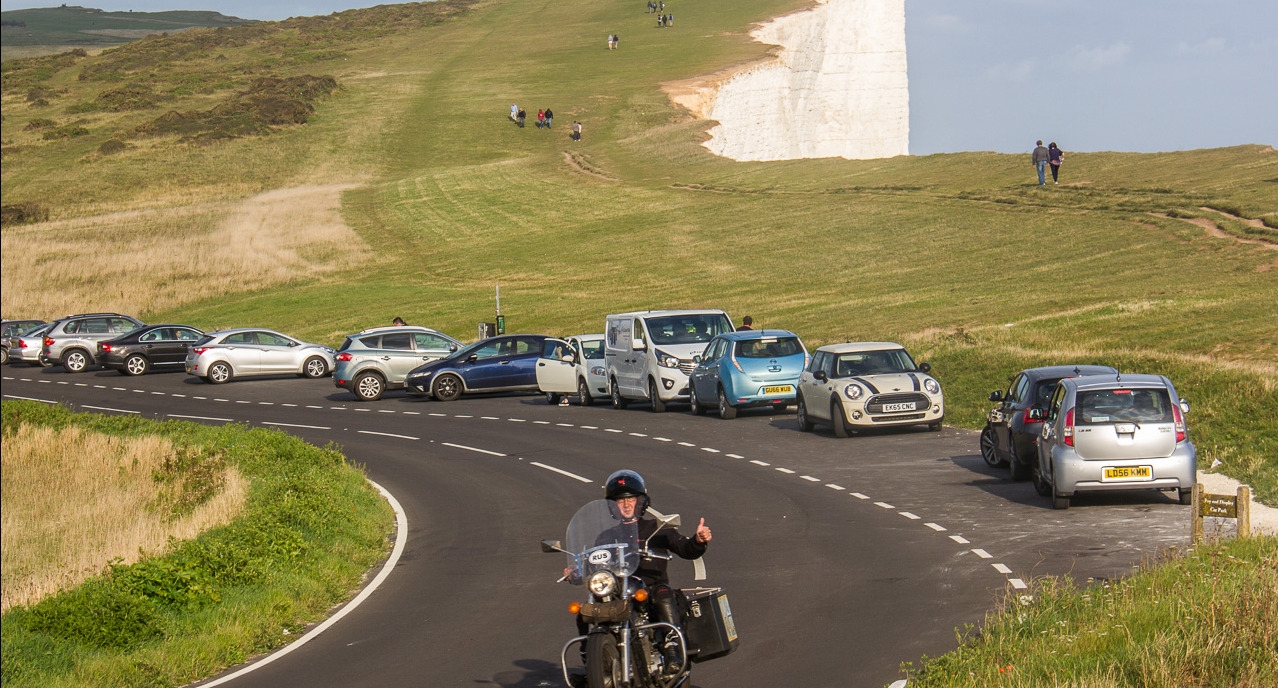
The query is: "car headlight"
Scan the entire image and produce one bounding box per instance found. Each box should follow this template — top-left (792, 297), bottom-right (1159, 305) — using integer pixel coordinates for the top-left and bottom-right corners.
top-left (656, 350), bottom-right (680, 369)
top-left (408, 370), bottom-right (434, 381)
top-left (591, 365), bottom-right (606, 377)
top-left (588, 571), bottom-right (618, 597)
top-left (844, 384), bottom-right (864, 400)
top-left (924, 378), bottom-right (940, 395)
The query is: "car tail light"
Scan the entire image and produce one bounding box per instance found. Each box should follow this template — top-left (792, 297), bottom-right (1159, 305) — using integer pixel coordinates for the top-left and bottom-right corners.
top-left (192, 347), bottom-right (209, 355)
top-left (336, 352), bottom-right (353, 362)
top-left (100, 343), bottom-right (112, 352)
top-left (18, 340), bottom-right (28, 349)
top-left (731, 356), bottom-right (745, 373)
top-left (1173, 404), bottom-right (1186, 442)
top-left (1022, 408), bottom-right (1036, 425)
top-left (1063, 408), bottom-right (1075, 447)
top-left (43, 337), bottom-right (54, 347)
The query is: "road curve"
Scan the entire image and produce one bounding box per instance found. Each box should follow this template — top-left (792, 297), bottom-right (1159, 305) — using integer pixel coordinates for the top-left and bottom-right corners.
top-left (1, 368), bottom-right (1191, 687)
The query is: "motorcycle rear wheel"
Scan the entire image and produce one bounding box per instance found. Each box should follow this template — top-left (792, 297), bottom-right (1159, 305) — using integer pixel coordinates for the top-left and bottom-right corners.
top-left (586, 633), bottom-right (623, 688)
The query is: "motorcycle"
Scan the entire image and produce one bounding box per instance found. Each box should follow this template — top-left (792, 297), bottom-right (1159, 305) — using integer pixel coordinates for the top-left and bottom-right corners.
top-left (542, 499), bottom-right (738, 688)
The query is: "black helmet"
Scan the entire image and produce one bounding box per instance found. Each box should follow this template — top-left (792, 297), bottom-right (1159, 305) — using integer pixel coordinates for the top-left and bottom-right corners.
top-left (605, 469), bottom-right (650, 517)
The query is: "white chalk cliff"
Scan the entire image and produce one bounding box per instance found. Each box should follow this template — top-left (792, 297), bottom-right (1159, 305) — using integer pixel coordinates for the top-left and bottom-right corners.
top-left (675, 0), bottom-right (908, 161)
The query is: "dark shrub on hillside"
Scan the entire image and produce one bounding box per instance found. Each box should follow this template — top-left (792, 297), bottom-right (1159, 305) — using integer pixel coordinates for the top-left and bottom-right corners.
top-left (0, 202), bottom-right (49, 226)
top-left (24, 580), bottom-right (162, 650)
top-left (137, 74), bottom-right (336, 141)
top-left (41, 125), bottom-right (90, 140)
top-left (97, 84), bottom-right (163, 111)
top-left (98, 139), bottom-right (129, 155)
top-left (24, 118), bottom-right (55, 131)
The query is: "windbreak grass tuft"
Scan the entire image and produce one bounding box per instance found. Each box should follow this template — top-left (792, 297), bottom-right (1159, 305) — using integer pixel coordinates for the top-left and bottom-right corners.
top-left (0, 401), bottom-right (394, 688)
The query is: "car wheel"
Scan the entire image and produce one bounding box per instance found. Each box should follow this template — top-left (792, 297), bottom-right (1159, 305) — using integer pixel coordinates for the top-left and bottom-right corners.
top-left (831, 400), bottom-right (849, 438)
top-left (1032, 464), bottom-right (1051, 496)
top-left (1178, 486), bottom-right (1194, 505)
top-left (1051, 475), bottom-right (1071, 510)
top-left (124, 354), bottom-right (149, 376)
top-left (648, 379), bottom-right (666, 413)
top-left (688, 383), bottom-right (706, 415)
top-left (354, 372), bottom-right (384, 401)
top-left (928, 422), bottom-right (942, 432)
top-left (546, 392), bottom-right (561, 405)
top-left (796, 396), bottom-right (814, 432)
top-left (63, 349), bottom-right (90, 373)
top-left (578, 378), bottom-right (594, 407)
top-left (718, 387), bottom-right (737, 420)
top-left (610, 379), bottom-right (629, 409)
top-left (303, 356), bottom-right (328, 379)
top-left (207, 362), bottom-right (232, 385)
top-left (0, 348), bottom-right (8, 365)
top-left (980, 425), bottom-right (1005, 467)
top-left (1010, 457), bottom-right (1032, 481)
top-left (433, 373), bottom-right (463, 402)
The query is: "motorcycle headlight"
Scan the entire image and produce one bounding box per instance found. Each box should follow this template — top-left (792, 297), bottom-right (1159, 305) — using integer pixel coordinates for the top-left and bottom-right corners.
top-left (588, 571), bottom-right (618, 597)
top-left (656, 350), bottom-right (680, 369)
top-left (924, 378), bottom-right (941, 395)
top-left (844, 384), bottom-right (864, 400)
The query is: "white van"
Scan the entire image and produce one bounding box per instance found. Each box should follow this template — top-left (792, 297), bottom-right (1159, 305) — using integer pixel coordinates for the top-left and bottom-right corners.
top-left (604, 310), bottom-right (734, 412)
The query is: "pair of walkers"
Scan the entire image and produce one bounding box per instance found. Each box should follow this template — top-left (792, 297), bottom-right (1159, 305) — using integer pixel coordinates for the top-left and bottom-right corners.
top-left (1031, 140), bottom-right (1065, 185)
top-left (535, 108), bottom-right (554, 129)
top-left (607, 33), bottom-right (620, 50)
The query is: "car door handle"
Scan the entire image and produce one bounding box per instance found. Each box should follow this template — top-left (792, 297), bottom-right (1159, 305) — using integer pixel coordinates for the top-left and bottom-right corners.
top-left (500, 360), bottom-right (511, 365)
top-left (381, 356), bottom-right (391, 361)
top-left (538, 362), bottom-right (546, 367)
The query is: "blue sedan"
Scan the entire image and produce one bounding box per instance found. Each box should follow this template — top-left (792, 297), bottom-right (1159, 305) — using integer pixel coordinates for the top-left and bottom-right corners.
top-left (688, 330), bottom-right (808, 419)
top-left (405, 334), bottom-right (550, 401)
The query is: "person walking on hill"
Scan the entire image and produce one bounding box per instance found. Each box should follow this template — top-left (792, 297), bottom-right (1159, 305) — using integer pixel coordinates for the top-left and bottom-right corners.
top-left (517, 108), bottom-right (526, 128)
top-left (544, 107), bottom-right (554, 129)
top-left (1032, 140), bottom-right (1050, 186)
top-left (510, 103), bottom-right (518, 122)
top-left (613, 33), bottom-right (619, 49)
top-left (572, 121), bottom-right (582, 141)
top-left (1048, 142), bottom-right (1064, 184)
top-left (537, 109), bottom-right (546, 128)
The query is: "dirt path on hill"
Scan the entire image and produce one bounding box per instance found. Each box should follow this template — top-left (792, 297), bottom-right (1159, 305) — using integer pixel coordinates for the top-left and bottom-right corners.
top-left (1150, 211), bottom-right (1277, 251)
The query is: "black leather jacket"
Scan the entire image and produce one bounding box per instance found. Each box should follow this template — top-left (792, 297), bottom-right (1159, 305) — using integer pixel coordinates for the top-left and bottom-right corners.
top-left (600, 515), bottom-right (707, 588)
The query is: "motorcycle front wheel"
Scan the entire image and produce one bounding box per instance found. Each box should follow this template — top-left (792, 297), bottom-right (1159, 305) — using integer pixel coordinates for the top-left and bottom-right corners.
top-left (586, 633), bottom-right (623, 688)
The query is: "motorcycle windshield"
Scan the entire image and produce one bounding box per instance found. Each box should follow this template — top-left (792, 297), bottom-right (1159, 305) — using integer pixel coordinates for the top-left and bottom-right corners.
top-left (564, 499), bottom-right (640, 584)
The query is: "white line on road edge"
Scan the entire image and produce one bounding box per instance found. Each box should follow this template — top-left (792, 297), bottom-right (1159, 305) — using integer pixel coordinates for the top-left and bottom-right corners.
top-left (775, 467), bottom-right (796, 474)
top-left (531, 462), bottom-right (593, 484)
top-left (441, 442), bottom-right (506, 457)
top-left (992, 563), bottom-right (1012, 574)
top-left (749, 460), bottom-right (770, 466)
top-left (677, 441), bottom-right (696, 447)
top-left (888, 681), bottom-right (908, 688)
top-left (358, 430), bottom-right (419, 441)
top-left (925, 522), bottom-right (947, 531)
top-left (900, 512), bottom-right (921, 520)
top-left (826, 484), bottom-right (846, 490)
top-left (3, 394), bottom-right (57, 404)
top-left (950, 535), bottom-right (970, 544)
top-left (196, 479), bottom-right (407, 688)
top-left (972, 549), bottom-right (993, 559)
top-left (168, 414), bottom-right (234, 422)
top-left (800, 475), bottom-right (820, 482)
top-left (726, 453), bottom-right (744, 459)
top-left (1010, 578), bottom-right (1028, 590)
top-left (701, 447), bottom-right (720, 453)
top-left (850, 492), bottom-right (870, 500)
top-left (261, 421), bottom-right (331, 430)
top-left (875, 502), bottom-right (895, 509)
top-left (81, 405), bottom-right (139, 414)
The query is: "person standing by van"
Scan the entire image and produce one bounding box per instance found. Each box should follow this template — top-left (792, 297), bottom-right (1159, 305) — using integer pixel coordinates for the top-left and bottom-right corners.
top-left (739, 316), bottom-right (753, 331)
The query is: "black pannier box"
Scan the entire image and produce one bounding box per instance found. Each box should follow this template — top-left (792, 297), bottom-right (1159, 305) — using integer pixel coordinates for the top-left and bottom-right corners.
top-left (683, 587), bottom-right (738, 662)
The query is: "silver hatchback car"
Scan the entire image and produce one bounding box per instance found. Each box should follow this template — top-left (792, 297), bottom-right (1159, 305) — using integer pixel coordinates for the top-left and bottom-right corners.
top-left (185, 328), bottom-right (336, 384)
top-left (333, 326), bottom-right (461, 401)
top-left (1036, 373), bottom-right (1196, 510)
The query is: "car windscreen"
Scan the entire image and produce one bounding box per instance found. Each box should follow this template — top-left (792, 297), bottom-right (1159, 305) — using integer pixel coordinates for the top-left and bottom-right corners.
top-left (580, 340), bottom-right (605, 359)
top-left (645, 314), bottom-right (733, 346)
top-left (735, 337), bottom-right (803, 359)
top-left (1075, 388), bottom-right (1173, 424)
top-left (834, 349), bottom-right (917, 376)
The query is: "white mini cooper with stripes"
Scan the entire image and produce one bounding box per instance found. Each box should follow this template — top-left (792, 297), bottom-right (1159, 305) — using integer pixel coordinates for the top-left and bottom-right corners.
top-left (795, 342), bottom-right (944, 436)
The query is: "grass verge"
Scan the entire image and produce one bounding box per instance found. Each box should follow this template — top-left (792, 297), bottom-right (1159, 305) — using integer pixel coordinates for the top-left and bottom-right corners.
top-left (901, 535), bottom-right (1278, 687)
top-left (0, 401), bottom-right (394, 688)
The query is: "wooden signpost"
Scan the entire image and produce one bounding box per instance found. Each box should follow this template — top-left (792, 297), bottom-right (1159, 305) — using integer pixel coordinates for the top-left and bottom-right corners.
top-left (1191, 483), bottom-right (1251, 543)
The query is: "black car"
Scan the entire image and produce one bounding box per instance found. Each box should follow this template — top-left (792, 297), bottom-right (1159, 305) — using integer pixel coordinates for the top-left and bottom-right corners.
top-left (97, 324), bottom-right (204, 376)
top-left (1, 319), bottom-right (45, 365)
top-left (404, 334), bottom-right (550, 401)
top-left (981, 365), bottom-right (1118, 480)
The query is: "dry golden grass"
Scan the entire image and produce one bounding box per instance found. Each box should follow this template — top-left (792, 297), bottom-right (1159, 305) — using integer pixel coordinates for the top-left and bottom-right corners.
top-left (0, 183), bottom-right (369, 319)
top-left (0, 424), bottom-right (248, 612)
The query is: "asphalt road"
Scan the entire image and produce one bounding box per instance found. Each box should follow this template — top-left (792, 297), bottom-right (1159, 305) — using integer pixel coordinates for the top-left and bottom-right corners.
top-left (1, 366), bottom-right (1194, 688)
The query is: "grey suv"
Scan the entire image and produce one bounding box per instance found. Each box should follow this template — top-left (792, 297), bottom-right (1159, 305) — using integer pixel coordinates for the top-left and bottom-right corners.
top-left (334, 326), bottom-right (461, 401)
top-left (1036, 373), bottom-right (1195, 510)
top-left (40, 313), bottom-right (144, 372)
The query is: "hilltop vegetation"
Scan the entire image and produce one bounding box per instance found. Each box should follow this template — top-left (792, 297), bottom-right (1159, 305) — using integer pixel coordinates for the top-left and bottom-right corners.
top-left (0, 5), bottom-right (254, 60)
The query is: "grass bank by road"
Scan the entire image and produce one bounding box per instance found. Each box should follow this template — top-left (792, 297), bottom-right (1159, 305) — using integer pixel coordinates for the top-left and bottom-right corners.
top-left (0, 401), bottom-right (394, 688)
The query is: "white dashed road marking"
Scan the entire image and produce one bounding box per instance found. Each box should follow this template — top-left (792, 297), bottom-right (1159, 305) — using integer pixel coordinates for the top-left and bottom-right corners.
top-left (1010, 578), bottom-right (1028, 590)
top-left (992, 563), bottom-right (1012, 574)
top-left (900, 512), bottom-right (921, 520)
top-left (875, 502), bottom-right (895, 509)
top-left (972, 549), bottom-right (993, 559)
top-left (441, 442), bottom-right (506, 457)
top-left (776, 467), bottom-right (796, 474)
top-left (531, 462), bottom-right (593, 483)
top-left (262, 421), bottom-right (331, 430)
top-left (358, 430), bottom-right (419, 441)
top-left (81, 405), bottom-right (139, 414)
top-left (851, 493), bottom-right (870, 500)
top-left (168, 414), bottom-right (234, 422)
top-left (749, 460), bottom-right (770, 466)
top-left (950, 535), bottom-right (970, 544)
top-left (925, 523), bottom-right (947, 532)
top-left (826, 484), bottom-right (846, 491)
top-left (800, 475), bottom-right (820, 482)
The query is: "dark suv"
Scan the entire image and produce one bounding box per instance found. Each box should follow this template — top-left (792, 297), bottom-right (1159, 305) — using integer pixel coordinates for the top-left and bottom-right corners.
top-left (40, 313), bottom-right (145, 372)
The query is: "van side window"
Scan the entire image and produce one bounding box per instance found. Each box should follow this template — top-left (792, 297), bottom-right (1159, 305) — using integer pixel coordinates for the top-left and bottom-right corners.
top-left (632, 319), bottom-right (645, 345)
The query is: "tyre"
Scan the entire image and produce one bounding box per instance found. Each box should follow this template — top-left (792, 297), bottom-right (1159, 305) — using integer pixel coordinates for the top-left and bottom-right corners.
top-left (648, 379), bottom-right (666, 413)
top-left (206, 361), bottom-right (232, 385)
top-left (0, 348), bottom-right (8, 365)
top-left (63, 348), bottom-right (90, 373)
top-left (546, 392), bottom-right (562, 405)
top-left (124, 354), bottom-right (149, 376)
top-left (928, 422), bottom-right (942, 432)
top-left (796, 396), bottom-right (813, 432)
top-left (979, 425), bottom-right (1005, 467)
top-left (433, 373), bottom-right (464, 401)
top-left (353, 372), bottom-right (385, 401)
top-left (1010, 457), bottom-right (1032, 481)
top-left (688, 383), bottom-right (706, 415)
top-left (717, 387), bottom-right (737, 420)
top-left (303, 356), bottom-right (328, 379)
top-left (1178, 486), bottom-right (1193, 506)
top-left (586, 633), bottom-right (622, 688)
top-left (1032, 464), bottom-right (1051, 496)
top-left (578, 378), bottom-right (594, 407)
top-left (831, 400), bottom-right (849, 438)
top-left (610, 379), bottom-right (629, 409)
top-left (1051, 475), bottom-right (1071, 510)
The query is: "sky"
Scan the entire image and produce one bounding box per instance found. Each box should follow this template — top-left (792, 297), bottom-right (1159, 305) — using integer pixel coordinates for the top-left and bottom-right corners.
top-left (2, 0), bottom-right (1274, 154)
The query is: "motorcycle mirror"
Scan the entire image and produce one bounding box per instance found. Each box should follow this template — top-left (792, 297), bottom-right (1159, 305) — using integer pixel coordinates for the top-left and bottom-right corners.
top-left (662, 513), bottom-right (682, 529)
top-left (541, 539), bottom-right (565, 554)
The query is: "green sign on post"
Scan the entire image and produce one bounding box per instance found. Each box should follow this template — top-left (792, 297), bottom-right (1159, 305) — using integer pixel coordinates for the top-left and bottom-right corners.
top-left (496, 315), bottom-right (505, 335)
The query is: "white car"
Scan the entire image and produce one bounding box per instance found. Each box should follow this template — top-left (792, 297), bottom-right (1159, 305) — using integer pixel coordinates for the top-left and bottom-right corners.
top-left (536, 334), bottom-right (609, 405)
top-left (796, 342), bottom-right (944, 436)
top-left (185, 328), bottom-right (336, 384)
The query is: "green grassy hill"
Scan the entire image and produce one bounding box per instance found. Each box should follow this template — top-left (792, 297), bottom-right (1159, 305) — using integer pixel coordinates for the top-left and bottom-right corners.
top-left (1, 0), bottom-right (1275, 501)
top-left (0, 5), bottom-right (253, 60)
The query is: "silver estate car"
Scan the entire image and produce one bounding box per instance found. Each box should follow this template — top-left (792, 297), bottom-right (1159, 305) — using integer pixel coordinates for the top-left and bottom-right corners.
top-left (1036, 373), bottom-right (1196, 510)
top-left (40, 313), bottom-right (145, 372)
top-left (185, 328), bottom-right (336, 384)
top-left (334, 326), bottom-right (462, 401)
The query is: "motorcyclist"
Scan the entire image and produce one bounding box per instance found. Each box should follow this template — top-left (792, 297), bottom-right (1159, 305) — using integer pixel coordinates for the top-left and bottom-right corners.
top-left (596, 469), bottom-right (712, 673)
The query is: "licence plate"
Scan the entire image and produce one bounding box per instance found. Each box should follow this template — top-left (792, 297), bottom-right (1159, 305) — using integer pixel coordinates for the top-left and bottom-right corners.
top-left (1102, 466), bottom-right (1153, 482)
top-left (882, 402), bottom-right (916, 412)
top-left (762, 385), bottom-right (793, 395)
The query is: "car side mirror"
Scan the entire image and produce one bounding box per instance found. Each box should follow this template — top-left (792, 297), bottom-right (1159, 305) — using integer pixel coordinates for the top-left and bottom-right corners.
top-left (1028, 407), bottom-right (1046, 421)
top-left (449, 344), bottom-right (458, 352)
top-left (467, 353), bottom-right (478, 362)
top-left (541, 539), bottom-right (566, 554)
top-left (918, 362), bottom-right (932, 374)
top-left (1179, 399), bottom-right (1190, 415)
top-left (988, 390), bottom-right (1003, 402)
top-left (631, 339), bottom-right (646, 351)
top-left (693, 355), bottom-right (702, 364)
top-left (814, 370), bottom-right (828, 382)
